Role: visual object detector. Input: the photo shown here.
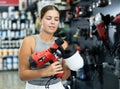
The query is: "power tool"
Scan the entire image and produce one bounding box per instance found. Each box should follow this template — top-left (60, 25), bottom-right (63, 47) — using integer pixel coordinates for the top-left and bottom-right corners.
top-left (29, 38), bottom-right (64, 78)
top-left (29, 38), bottom-right (84, 78)
top-left (89, 13), bottom-right (111, 50)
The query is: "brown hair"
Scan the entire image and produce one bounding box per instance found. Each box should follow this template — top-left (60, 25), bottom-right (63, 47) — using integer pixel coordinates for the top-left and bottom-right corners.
top-left (40, 5), bottom-right (60, 19)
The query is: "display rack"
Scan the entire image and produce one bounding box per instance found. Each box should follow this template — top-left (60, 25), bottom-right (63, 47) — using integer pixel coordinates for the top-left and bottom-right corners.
top-left (0, 7), bottom-right (35, 71)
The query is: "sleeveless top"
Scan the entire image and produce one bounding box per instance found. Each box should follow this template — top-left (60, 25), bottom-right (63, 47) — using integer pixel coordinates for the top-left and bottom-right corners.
top-left (28, 34), bottom-right (61, 85)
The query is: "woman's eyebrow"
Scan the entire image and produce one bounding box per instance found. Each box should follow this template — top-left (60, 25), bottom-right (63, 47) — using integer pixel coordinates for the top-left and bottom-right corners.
top-left (46, 16), bottom-right (59, 18)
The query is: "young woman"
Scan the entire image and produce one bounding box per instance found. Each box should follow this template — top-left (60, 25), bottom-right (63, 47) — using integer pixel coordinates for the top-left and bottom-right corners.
top-left (18, 5), bottom-right (71, 89)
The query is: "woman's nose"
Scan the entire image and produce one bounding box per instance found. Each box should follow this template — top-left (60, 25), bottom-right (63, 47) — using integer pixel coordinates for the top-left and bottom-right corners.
top-left (51, 19), bottom-right (55, 24)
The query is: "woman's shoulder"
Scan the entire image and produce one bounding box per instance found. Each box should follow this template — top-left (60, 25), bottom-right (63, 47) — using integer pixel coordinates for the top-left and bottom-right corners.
top-left (21, 35), bottom-right (36, 52)
top-left (23, 35), bottom-right (35, 42)
top-left (21, 35), bottom-right (37, 48)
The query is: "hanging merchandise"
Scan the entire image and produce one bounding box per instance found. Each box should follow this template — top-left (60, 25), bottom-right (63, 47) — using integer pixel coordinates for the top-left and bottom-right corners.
top-left (77, 68), bottom-right (86, 80)
top-left (96, 0), bottom-right (112, 7)
top-left (66, 0), bottom-right (71, 4)
top-left (112, 13), bottom-right (120, 25)
top-left (108, 25), bottom-right (116, 45)
top-left (114, 57), bottom-right (120, 77)
top-left (91, 13), bottom-right (111, 50)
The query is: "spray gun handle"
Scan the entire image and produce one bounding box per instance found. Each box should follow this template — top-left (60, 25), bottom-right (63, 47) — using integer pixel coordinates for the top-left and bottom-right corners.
top-left (49, 58), bottom-right (64, 78)
top-left (56, 72), bottom-right (64, 78)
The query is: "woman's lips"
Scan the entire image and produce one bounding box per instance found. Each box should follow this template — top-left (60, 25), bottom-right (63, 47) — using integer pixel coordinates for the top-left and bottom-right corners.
top-left (49, 26), bottom-right (55, 29)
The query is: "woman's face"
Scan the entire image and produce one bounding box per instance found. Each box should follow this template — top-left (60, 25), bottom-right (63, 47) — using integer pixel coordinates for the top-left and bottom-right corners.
top-left (41, 10), bottom-right (60, 34)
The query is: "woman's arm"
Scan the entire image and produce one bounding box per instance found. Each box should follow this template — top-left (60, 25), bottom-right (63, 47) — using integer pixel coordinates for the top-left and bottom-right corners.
top-left (18, 36), bottom-right (45, 81)
top-left (61, 59), bottom-right (71, 81)
top-left (61, 40), bottom-right (71, 81)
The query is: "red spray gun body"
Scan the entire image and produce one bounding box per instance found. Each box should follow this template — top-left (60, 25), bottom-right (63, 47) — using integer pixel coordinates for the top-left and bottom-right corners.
top-left (29, 39), bottom-right (64, 78)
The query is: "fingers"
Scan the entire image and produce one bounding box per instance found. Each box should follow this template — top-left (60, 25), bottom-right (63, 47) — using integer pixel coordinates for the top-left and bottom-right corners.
top-left (44, 61), bottom-right (64, 77)
top-left (49, 61), bottom-right (63, 75)
top-left (52, 61), bottom-right (63, 71)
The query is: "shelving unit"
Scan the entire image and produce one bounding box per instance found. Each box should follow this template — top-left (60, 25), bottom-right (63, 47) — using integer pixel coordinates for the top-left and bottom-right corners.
top-left (0, 6), bottom-right (35, 71)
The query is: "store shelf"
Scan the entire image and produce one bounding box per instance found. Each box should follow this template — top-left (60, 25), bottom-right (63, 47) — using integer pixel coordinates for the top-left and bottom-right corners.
top-left (0, 6), bottom-right (35, 71)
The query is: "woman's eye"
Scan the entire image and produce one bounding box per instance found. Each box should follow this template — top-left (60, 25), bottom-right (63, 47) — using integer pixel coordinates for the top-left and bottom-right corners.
top-left (55, 19), bottom-right (59, 21)
top-left (46, 18), bottom-right (51, 20)
top-left (46, 17), bottom-right (59, 21)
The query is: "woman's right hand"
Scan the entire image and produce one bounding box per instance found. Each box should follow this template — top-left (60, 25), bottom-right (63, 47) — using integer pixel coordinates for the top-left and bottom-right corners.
top-left (44, 61), bottom-right (64, 77)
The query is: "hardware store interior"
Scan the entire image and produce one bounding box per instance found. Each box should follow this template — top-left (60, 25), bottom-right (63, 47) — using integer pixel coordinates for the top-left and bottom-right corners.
top-left (0, 0), bottom-right (120, 89)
